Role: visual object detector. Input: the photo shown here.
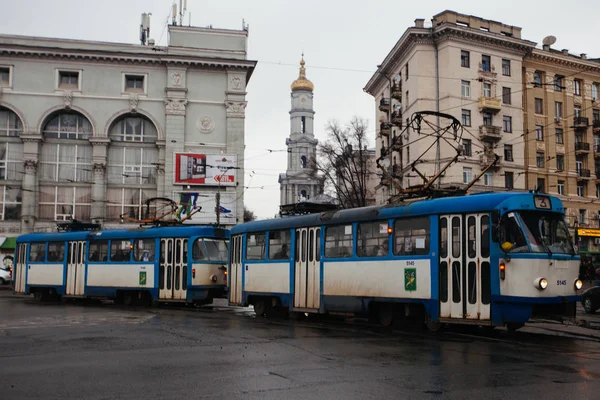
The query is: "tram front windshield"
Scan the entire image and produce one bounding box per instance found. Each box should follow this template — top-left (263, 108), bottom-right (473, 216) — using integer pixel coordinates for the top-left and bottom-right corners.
top-left (502, 211), bottom-right (575, 255)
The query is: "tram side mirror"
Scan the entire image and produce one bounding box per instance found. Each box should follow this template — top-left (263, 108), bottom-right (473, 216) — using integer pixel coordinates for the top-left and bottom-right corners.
top-left (491, 210), bottom-right (500, 242)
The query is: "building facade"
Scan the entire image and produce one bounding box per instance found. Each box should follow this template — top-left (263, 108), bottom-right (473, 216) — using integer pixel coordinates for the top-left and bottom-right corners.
top-left (0, 24), bottom-right (255, 235)
top-left (279, 57), bottom-right (321, 205)
top-left (523, 47), bottom-right (600, 251)
top-left (364, 11), bottom-right (536, 203)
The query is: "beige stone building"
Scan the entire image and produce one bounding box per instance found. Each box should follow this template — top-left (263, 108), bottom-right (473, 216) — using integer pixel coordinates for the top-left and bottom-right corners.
top-left (364, 10), bottom-right (536, 203)
top-left (523, 47), bottom-right (600, 251)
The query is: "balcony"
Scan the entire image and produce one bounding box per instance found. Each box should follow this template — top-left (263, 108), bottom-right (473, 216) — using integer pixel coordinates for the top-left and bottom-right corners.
top-left (391, 83), bottom-right (402, 100)
top-left (478, 96), bottom-right (502, 112)
top-left (391, 111), bottom-right (403, 127)
top-left (577, 168), bottom-right (591, 179)
top-left (479, 125), bottom-right (502, 141)
top-left (379, 98), bottom-right (391, 113)
top-left (379, 122), bottom-right (391, 136)
top-left (593, 120), bottom-right (600, 132)
top-left (594, 145), bottom-right (600, 158)
top-left (575, 142), bottom-right (591, 153)
top-left (573, 117), bottom-right (589, 129)
top-left (480, 152), bottom-right (502, 168)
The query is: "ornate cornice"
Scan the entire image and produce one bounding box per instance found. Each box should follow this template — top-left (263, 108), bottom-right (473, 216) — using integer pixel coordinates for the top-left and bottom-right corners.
top-left (20, 134), bottom-right (43, 143)
top-left (93, 163), bottom-right (106, 173)
top-left (89, 137), bottom-right (111, 146)
top-left (23, 159), bottom-right (38, 171)
top-left (224, 100), bottom-right (247, 118)
top-left (527, 50), bottom-right (600, 74)
top-left (164, 98), bottom-right (188, 116)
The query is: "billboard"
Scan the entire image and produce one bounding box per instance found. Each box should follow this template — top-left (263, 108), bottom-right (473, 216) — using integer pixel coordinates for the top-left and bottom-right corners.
top-left (173, 191), bottom-right (237, 225)
top-left (174, 153), bottom-right (237, 186)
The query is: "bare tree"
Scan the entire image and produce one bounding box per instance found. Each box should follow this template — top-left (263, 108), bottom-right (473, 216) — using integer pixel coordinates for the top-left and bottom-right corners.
top-left (313, 117), bottom-right (373, 209)
top-left (243, 207), bottom-right (257, 223)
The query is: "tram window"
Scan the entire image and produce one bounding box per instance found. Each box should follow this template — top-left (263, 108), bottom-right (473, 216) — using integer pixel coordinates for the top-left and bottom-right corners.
top-left (301, 230), bottom-right (307, 262)
top-left (47, 242), bottom-right (65, 262)
top-left (324, 225), bottom-right (353, 258)
top-left (467, 216), bottom-right (476, 258)
top-left (452, 217), bottom-right (461, 258)
top-left (440, 218), bottom-right (448, 258)
top-left (481, 261), bottom-right (491, 305)
top-left (481, 215), bottom-right (490, 258)
top-left (452, 261), bottom-right (461, 303)
top-left (246, 233), bottom-right (266, 260)
top-left (110, 240), bottom-right (131, 262)
top-left (203, 239), bottom-right (228, 262)
top-left (268, 230), bottom-right (291, 260)
top-left (316, 229), bottom-right (321, 261)
top-left (88, 240), bottom-right (109, 262)
top-left (134, 239), bottom-right (155, 262)
top-left (468, 262), bottom-right (477, 304)
top-left (357, 221), bottom-right (389, 257)
top-left (393, 217), bottom-right (430, 256)
top-left (30, 243), bottom-right (46, 262)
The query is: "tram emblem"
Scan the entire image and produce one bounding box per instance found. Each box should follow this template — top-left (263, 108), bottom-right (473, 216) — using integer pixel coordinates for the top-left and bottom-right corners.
top-left (139, 271), bottom-right (147, 286)
top-left (404, 268), bottom-right (416, 291)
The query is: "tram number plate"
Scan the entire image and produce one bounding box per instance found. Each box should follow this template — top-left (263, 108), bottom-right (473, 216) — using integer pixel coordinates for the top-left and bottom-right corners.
top-left (557, 280), bottom-right (567, 286)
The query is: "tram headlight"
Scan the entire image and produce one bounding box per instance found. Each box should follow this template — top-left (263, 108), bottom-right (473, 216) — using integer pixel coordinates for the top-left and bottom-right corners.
top-left (574, 279), bottom-right (583, 290)
top-left (534, 277), bottom-right (548, 290)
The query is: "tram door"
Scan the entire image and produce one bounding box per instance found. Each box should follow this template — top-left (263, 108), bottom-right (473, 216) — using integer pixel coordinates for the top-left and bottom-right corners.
top-left (13, 243), bottom-right (27, 293)
top-left (159, 238), bottom-right (187, 300)
top-left (66, 241), bottom-right (86, 296)
top-left (439, 214), bottom-right (491, 321)
top-left (229, 235), bottom-right (243, 305)
top-left (294, 227), bottom-right (320, 310)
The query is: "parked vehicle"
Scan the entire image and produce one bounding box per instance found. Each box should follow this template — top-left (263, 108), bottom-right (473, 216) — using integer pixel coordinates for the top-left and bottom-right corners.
top-left (0, 266), bottom-right (10, 285)
top-left (581, 285), bottom-right (600, 314)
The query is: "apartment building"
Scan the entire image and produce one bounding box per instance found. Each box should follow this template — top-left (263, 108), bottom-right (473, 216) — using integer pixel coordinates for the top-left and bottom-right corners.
top-left (0, 23), bottom-right (255, 235)
top-left (523, 47), bottom-right (600, 250)
top-left (364, 10), bottom-right (535, 203)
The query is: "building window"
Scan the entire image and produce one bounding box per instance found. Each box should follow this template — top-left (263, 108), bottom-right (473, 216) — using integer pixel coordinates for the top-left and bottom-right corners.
top-left (39, 187), bottom-right (92, 221)
top-left (555, 102), bottom-right (563, 119)
top-left (0, 142), bottom-right (23, 181)
top-left (574, 105), bottom-right (581, 118)
top-left (577, 183), bottom-right (585, 197)
top-left (300, 116), bottom-right (306, 134)
top-left (481, 55), bottom-right (491, 72)
top-left (502, 59), bottom-right (511, 76)
top-left (0, 185), bottom-right (21, 221)
top-left (504, 144), bottom-right (513, 162)
top-left (461, 109), bottom-right (471, 126)
top-left (554, 75), bottom-right (563, 92)
top-left (483, 112), bottom-right (492, 126)
top-left (503, 116), bottom-right (512, 132)
top-left (124, 74), bottom-right (145, 93)
top-left (483, 82), bottom-right (492, 98)
top-left (107, 114), bottom-right (159, 221)
top-left (537, 178), bottom-right (546, 193)
top-left (535, 98), bottom-right (543, 114)
top-left (461, 80), bottom-right (470, 97)
top-left (556, 155), bottom-right (565, 171)
top-left (463, 139), bottom-right (472, 156)
top-left (593, 83), bottom-right (599, 101)
top-left (43, 113), bottom-right (92, 140)
top-left (461, 50), bottom-right (470, 68)
top-left (502, 87), bottom-right (511, 105)
top-left (463, 167), bottom-right (472, 184)
top-left (300, 155), bottom-right (307, 169)
top-left (536, 152), bottom-right (545, 168)
top-left (405, 63), bottom-right (409, 80)
top-left (535, 125), bottom-right (544, 141)
top-left (484, 172), bottom-right (493, 186)
top-left (580, 209), bottom-right (587, 225)
top-left (558, 180), bottom-right (565, 195)
top-left (556, 128), bottom-right (564, 144)
top-left (505, 171), bottom-right (514, 189)
top-left (405, 90), bottom-right (409, 105)
top-left (0, 67), bottom-right (10, 87)
top-left (594, 109), bottom-right (599, 123)
top-left (533, 71), bottom-right (542, 87)
top-left (574, 79), bottom-right (582, 96)
top-left (0, 107), bottom-right (23, 137)
top-left (58, 70), bottom-right (79, 90)
top-left (597, 184), bottom-right (600, 199)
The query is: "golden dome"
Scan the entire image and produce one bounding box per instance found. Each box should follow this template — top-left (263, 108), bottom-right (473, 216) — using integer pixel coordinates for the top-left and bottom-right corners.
top-left (290, 55), bottom-right (314, 92)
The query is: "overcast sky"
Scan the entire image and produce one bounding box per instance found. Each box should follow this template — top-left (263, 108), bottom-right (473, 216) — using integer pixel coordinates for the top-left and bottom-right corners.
top-left (2, 0), bottom-right (599, 219)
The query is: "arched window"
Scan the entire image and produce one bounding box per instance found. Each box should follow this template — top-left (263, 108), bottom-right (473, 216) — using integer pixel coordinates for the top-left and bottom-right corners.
top-left (39, 111), bottom-right (93, 221)
top-left (106, 115), bottom-right (158, 221)
top-left (300, 155), bottom-right (307, 169)
top-left (0, 107), bottom-right (23, 220)
top-left (300, 116), bottom-right (306, 134)
top-left (299, 189), bottom-right (308, 201)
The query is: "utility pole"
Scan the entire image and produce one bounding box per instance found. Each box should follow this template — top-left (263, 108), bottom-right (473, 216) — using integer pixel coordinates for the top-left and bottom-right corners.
top-left (216, 190), bottom-right (221, 226)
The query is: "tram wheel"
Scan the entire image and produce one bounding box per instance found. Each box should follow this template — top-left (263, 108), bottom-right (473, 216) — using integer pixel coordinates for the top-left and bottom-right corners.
top-left (253, 298), bottom-right (267, 317)
top-left (34, 290), bottom-right (45, 302)
top-left (424, 316), bottom-right (443, 332)
top-left (506, 322), bottom-right (524, 332)
top-left (377, 303), bottom-right (394, 326)
top-left (123, 292), bottom-right (134, 306)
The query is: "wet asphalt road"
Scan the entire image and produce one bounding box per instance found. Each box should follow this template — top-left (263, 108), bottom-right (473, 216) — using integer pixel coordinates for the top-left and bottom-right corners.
top-left (0, 290), bottom-right (599, 400)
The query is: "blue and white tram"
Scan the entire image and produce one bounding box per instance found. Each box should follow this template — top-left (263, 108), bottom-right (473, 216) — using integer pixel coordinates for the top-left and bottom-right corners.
top-left (12, 225), bottom-right (229, 305)
top-left (229, 192), bottom-right (583, 330)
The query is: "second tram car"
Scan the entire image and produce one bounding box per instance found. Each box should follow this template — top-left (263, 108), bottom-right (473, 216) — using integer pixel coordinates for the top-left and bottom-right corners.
top-left (12, 225), bottom-right (229, 305)
top-left (229, 192), bottom-right (583, 330)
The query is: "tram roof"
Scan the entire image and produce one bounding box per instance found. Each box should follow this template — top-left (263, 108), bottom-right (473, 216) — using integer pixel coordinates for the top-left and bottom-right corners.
top-left (232, 191), bottom-right (563, 234)
top-left (16, 225), bottom-right (229, 243)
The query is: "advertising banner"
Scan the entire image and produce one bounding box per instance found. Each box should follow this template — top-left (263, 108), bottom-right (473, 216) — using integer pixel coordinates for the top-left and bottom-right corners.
top-left (173, 191), bottom-right (237, 225)
top-left (174, 153), bottom-right (237, 186)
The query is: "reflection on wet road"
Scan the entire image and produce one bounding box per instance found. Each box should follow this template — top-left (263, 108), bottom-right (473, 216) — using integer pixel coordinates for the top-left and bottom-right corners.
top-left (1, 292), bottom-right (599, 399)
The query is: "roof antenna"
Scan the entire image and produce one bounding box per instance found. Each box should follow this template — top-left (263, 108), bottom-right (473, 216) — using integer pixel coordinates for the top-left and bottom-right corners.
top-left (140, 13), bottom-right (151, 45)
